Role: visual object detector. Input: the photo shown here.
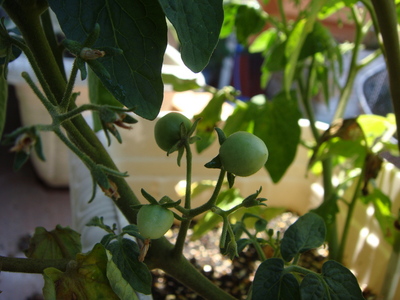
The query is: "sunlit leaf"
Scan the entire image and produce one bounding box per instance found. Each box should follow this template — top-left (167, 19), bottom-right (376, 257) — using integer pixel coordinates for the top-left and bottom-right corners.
top-left (158, 0), bottom-right (224, 72)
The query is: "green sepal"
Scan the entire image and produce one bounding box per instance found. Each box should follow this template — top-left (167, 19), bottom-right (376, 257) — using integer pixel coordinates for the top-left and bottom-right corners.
top-left (227, 172), bottom-right (235, 188)
top-left (176, 147), bottom-right (184, 167)
top-left (76, 58), bottom-right (88, 80)
top-left (87, 59), bottom-right (111, 79)
top-left (62, 39), bottom-right (84, 56)
top-left (121, 225), bottom-right (146, 241)
top-left (13, 150), bottom-right (29, 171)
top-left (84, 23), bottom-right (101, 47)
top-left (33, 131), bottom-right (45, 161)
top-left (204, 155), bottom-right (222, 169)
top-left (159, 197), bottom-right (182, 209)
top-left (215, 127), bottom-right (227, 145)
top-left (97, 46), bottom-right (123, 57)
top-left (140, 188), bottom-right (159, 205)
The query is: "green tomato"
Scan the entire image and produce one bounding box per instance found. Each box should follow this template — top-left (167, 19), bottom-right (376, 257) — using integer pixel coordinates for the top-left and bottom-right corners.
top-left (154, 112), bottom-right (192, 152)
top-left (219, 131), bottom-right (268, 177)
top-left (137, 205), bottom-right (174, 239)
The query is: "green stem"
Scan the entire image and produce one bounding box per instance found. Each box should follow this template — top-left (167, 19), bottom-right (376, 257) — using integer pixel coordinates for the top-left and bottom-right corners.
top-left (173, 142), bottom-right (193, 256)
top-left (59, 59), bottom-right (79, 110)
top-left (3, 0), bottom-right (66, 102)
top-left (277, 0), bottom-right (288, 35)
top-left (21, 72), bottom-right (56, 114)
top-left (147, 238), bottom-right (237, 300)
top-left (188, 170), bottom-right (226, 218)
top-left (0, 256), bottom-right (69, 274)
top-left (40, 8), bottom-right (66, 81)
top-left (337, 168), bottom-right (365, 262)
top-left (242, 227), bottom-right (266, 261)
top-left (333, 6), bottom-right (364, 121)
top-left (371, 0), bottom-right (400, 153)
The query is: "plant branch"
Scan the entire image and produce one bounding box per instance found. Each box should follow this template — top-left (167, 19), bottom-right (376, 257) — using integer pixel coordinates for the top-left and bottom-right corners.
top-left (173, 142), bottom-right (194, 256)
top-left (371, 0), bottom-right (400, 152)
top-left (0, 256), bottom-right (69, 274)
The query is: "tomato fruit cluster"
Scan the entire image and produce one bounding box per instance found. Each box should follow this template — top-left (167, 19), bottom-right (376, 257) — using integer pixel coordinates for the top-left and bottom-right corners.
top-left (154, 112), bottom-right (192, 152)
top-left (219, 131), bottom-right (268, 177)
top-left (137, 205), bottom-right (174, 239)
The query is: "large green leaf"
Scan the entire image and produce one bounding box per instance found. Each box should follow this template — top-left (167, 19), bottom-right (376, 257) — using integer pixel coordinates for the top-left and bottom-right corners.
top-left (107, 238), bottom-right (152, 295)
top-left (322, 260), bottom-right (365, 299)
top-left (24, 225), bottom-right (82, 260)
top-left (49, 0), bottom-right (168, 120)
top-left (300, 273), bottom-right (329, 300)
top-left (252, 258), bottom-right (301, 300)
top-left (158, 0), bottom-right (224, 73)
top-left (253, 92), bottom-right (302, 183)
top-left (0, 65), bottom-right (7, 139)
top-left (280, 213), bottom-right (326, 262)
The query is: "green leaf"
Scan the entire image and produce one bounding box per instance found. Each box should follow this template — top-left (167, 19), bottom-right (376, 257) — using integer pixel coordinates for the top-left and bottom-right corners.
top-left (318, 0), bottom-right (358, 19)
top-left (220, 2), bottom-right (239, 39)
top-left (322, 260), bottom-right (365, 299)
top-left (252, 92), bottom-right (301, 183)
top-left (280, 213), bottom-right (326, 262)
top-left (252, 258), bottom-right (301, 300)
top-left (161, 73), bottom-right (201, 92)
top-left (195, 88), bottom-right (234, 153)
top-left (49, 0), bottom-right (168, 120)
top-left (0, 65), bottom-right (7, 139)
top-left (284, 0), bottom-right (325, 93)
top-left (107, 238), bottom-right (152, 295)
top-left (249, 28), bottom-right (278, 54)
top-left (88, 68), bottom-right (122, 132)
top-left (361, 188), bottom-right (396, 245)
top-left (300, 273), bottom-right (328, 300)
top-left (106, 250), bottom-right (140, 300)
top-left (223, 100), bottom-right (257, 136)
top-left (43, 244), bottom-right (119, 300)
top-left (158, 0), bottom-right (224, 72)
top-left (24, 225), bottom-right (82, 260)
top-left (234, 4), bottom-right (268, 46)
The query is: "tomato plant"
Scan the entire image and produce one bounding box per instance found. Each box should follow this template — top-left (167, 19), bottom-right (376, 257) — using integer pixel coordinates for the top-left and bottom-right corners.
top-left (137, 205), bottom-right (174, 239)
top-left (154, 112), bottom-right (192, 152)
top-left (219, 131), bottom-right (269, 177)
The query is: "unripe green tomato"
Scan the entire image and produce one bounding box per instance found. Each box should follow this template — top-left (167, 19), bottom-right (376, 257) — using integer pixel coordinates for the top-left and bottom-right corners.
top-left (154, 112), bottom-right (192, 152)
top-left (137, 205), bottom-right (174, 239)
top-left (219, 131), bottom-right (268, 177)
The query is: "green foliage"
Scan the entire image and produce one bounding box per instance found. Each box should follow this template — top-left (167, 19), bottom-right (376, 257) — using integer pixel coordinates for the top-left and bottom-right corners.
top-left (107, 238), bottom-right (152, 295)
top-left (24, 225), bottom-right (82, 260)
top-left (252, 213), bottom-right (364, 300)
top-left (280, 213), bottom-right (326, 262)
top-left (88, 68), bottom-right (122, 133)
top-left (43, 243), bottom-right (120, 300)
top-left (158, 0), bottom-right (224, 73)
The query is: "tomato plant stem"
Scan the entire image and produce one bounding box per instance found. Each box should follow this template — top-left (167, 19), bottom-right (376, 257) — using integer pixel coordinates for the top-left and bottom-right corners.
top-left (371, 0), bottom-right (400, 153)
top-left (173, 142), bottom-right (193, 256)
